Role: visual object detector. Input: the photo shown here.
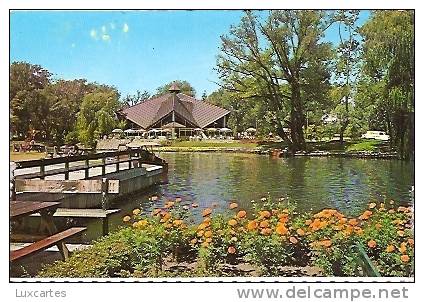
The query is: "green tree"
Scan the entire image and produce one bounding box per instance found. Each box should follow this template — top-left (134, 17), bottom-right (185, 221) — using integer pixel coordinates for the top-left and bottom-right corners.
top-left (122, 90), bottom-right (151, 107)
top-left (10, 62), bottom-right (51, 138)
top-left (217, 10), bottom-right (333, 151)
top-left (359, 10), bottom-right (414, 159)
top-left (75, 91), bottom-right (120, 147)
top-left (331, 10), bottom-right (361, 143)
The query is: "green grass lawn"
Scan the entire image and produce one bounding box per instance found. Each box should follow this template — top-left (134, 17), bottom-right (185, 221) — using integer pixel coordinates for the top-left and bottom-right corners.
top-left (10, 151), bottom-right (46, 162)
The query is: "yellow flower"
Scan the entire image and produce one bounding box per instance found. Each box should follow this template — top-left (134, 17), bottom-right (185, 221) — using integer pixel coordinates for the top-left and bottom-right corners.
top-left (190, 238), bottom-right (198, 245)
top-left (368, 202), bottom-right (376, 209)
top-left (260, 228), bottom-right (272, 236)
top-left (204, 230), bottom-right (213, 238)
top-left (173, 219), bottom-right (183, 227)
top-left (229, 202), bottom-right (238, 209)
top-left (386, 245), bottom-right (395, 253)
top-left (397, 230), bottom-right (405, 237)
top-left (132, 208), bottom-right (141, 215)
top-left (123, 215), bottom-right (131, 222)
top-left (259, 211), bottom-right (271, 219)
top-left (228, 219), bottom-right (238, 226)
top-left (247, 220), bottom-right (258, 231)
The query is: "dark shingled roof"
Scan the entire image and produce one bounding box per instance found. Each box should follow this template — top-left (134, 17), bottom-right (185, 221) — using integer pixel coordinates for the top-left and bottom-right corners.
top-left (122, 92), bottom-right (230, 129)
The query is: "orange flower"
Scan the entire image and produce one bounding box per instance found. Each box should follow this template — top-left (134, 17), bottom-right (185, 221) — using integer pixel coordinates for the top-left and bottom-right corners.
top-left (260, 211), bottom-right (271, 219)
top-left (247, 220), bottom-right (258, 231)
top-left (197, 230), bottom-right (204, 237)
top-left (397, 230), bottom-right (405, 237)
top-left (237, 210), bottom-right (247, 219)
top-left (375, 223), bottom-right (382, 230)
top-left (173, 219), bottom-right (183, 226)
top-left (190, 238), bottom-right (198, 245)
top-left (386, 245), bottom-right (395, 253)
top-left (359, 210), bottom-right (373, 220)
top-left (260, 228), bottom-right (272, 236)
top-left (123, 215), bottom-right (131, 222)
top-left (400, 254), bottom-right (410, 263)
top-left (296, 228), bottom-right (305, 236)
top-left (162, 212), bottom-right (171, 222)
top-left (289, 236), bottom-right (298, 244)
top-left (305, 219), bottom-right (312, 226)
top-left (276, 224), bottom-right (288, 235)
top-left (228, 219), bottom-right (238, 226)
top-left (203, 217), bottom-right (211, 224)
top-left (201, 242), bottom-right (210, 248)
top-left (348, 218), bottom-right (358, 226)
top-left (204, 230), bottom-right (213, 238)
top-left (191, 203), bottom-right (199, 208)
top-left (367, 239), bottom-right (377, 249)
top-left (259, 220), bottom-right (270, 228)
top-left (152, 208), bottom-right (161, 216)
top-left (164, 201), bottom-right (175, 208)
top-left (202, 208), bottom-right (212, 217)
top-left (408, 238), bottom-right (414, 245)
top-left (368, 202), bottom-right (376, 209)
top-left (388, 209), bottom-right (395, 214)
top-left (399, 243), bottom-right (407, 254)
top-left (229, 202), bottom-right (238, 209)
top-left (198, 223), bottom-right (208, 230)
top-left (228, 246), bottom-right (236, 254)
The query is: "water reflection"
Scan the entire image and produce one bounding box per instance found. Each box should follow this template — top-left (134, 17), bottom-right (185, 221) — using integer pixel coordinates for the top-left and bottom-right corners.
top-left (104, 153), bottom-right (413, 235)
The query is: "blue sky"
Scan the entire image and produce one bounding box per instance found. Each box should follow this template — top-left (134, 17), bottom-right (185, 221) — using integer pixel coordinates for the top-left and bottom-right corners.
top-left (10, 10), bottom-right (370, 98)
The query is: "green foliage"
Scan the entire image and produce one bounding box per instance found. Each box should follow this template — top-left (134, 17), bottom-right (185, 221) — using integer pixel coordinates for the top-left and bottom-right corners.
top-left (75, 91), bottom-right (120, 147)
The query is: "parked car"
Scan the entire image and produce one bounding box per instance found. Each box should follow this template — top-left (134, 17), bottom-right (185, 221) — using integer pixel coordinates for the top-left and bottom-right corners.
top-left (361, 131), bottom-right (390, 141)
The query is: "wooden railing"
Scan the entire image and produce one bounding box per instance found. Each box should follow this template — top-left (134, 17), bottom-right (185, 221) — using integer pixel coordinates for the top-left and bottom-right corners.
top-left (14, 148), bottom-right (166, 180)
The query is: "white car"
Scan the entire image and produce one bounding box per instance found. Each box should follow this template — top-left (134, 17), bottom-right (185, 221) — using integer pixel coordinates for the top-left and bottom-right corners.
top-left (361, 131), bottom-right (390, 141)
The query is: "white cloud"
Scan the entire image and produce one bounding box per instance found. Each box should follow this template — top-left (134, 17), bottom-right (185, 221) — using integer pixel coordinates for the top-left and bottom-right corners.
top-left (110, 23), bottom-right (115, 30)
top-left (90, 29), bottom-right (98, 39)
top-left (101, 25), bottom-right (107, 33)
top-left (102, 34), bottom-right (111, 42)
top-left (123, 23), bottom-right (129, 33)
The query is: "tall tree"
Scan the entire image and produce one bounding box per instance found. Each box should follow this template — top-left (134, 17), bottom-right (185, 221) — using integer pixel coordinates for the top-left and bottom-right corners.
top-left (10, 62), bottom-right (52, 138)
top-left (331, 10), bottom-right (361, 143)
top-left (75, 91), bottom-right (120, 147)
top-left (217, 10), bottom-right (333, 151)
top-left (359, 10), bottom-right (414, 159)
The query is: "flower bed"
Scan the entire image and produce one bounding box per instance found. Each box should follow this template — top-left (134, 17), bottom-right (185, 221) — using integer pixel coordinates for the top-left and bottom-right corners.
top-left (38, 197), bottom-right (414, 278)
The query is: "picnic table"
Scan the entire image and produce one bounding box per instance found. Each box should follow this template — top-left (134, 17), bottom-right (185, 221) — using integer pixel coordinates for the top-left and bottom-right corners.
top-left (10, 200), bottom-right (86, 262)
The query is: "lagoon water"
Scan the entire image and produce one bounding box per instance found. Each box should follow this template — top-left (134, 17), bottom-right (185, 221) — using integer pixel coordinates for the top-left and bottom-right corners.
top-left (99, 152), bottom-right (414, 235)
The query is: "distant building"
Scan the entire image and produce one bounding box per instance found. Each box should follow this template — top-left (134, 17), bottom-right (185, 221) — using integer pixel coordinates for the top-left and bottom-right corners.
top-left (119, 83), bottom-right (230, 138)
top-left (321, 114), bottom-right (338, 124)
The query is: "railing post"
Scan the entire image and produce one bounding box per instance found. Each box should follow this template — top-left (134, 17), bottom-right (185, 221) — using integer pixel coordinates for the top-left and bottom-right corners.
top-left (101, 177), bottom-right (109, 210)
top-left (101, 153), bottom-right (106, 176)
top-left (64, 157), bottom-right (69, 180)
top-left (128, 149), bottom-right (132, 170)
top-left (116, 153), bottom-right (120, 172)
top-left (84, 156), bottom-right (89, 179)
top-left (40, 159), bottom-right (45, 180)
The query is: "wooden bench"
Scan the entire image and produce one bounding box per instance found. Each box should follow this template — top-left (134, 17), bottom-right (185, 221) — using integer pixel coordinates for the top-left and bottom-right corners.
top-left (10, 227), bottom-right (86, 262)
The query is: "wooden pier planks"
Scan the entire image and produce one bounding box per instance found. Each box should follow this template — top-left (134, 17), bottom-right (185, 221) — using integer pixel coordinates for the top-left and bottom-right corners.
top-left (15, 179), bottom-right (120, 194)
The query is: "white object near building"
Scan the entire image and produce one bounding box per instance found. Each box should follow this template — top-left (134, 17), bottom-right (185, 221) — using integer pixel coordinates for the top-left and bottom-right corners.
top-left (361, 131), bottom-right (390, 141)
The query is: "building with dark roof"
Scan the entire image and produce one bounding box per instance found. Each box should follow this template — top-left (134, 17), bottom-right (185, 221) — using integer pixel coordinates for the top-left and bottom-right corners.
top-left (120, 84), bottom-right (230, 138)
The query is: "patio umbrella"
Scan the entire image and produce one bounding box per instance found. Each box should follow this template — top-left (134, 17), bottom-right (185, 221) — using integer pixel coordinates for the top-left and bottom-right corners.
top-left (194, 128), bottom-right (202, 131)
top-left (207, 128), bottom-right (217, 132)
top-left (220, 127), bottom-right (232, 133)
top-left (112, 128), bottom-right (123, 134)
top-left (124, 129), bottom-right (136, 134)
top-left (246, 127), bottom-right (256, 132)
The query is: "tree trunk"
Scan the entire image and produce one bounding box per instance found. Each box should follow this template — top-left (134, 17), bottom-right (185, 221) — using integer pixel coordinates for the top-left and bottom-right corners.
top-left (289, 82), bottom-right (306, 152)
